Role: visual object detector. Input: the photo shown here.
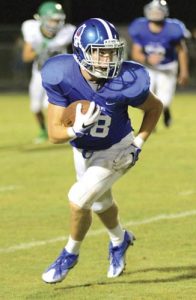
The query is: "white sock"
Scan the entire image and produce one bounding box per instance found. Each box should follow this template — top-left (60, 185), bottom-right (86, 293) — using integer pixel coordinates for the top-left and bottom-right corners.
top-left (107, 224), bottom-right (125, 247)
top-left (65, 235), bottom-right (81, 255)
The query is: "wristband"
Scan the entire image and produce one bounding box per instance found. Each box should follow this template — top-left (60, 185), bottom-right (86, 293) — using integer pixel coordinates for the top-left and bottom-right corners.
top-left (134, 136), bottom-right (144, 148)
top-left (67, 127), bottom-right (76, 139)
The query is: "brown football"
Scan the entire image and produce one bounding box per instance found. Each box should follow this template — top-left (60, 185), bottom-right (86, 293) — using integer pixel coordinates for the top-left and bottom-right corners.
top-left (62, 100), bottom-right (91, 127)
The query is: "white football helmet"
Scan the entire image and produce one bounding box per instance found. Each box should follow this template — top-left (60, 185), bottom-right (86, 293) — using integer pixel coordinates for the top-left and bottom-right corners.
top-left (144, 0), bottom-right (169, 22)
top-left (34, 1), bottom-right (66, 36)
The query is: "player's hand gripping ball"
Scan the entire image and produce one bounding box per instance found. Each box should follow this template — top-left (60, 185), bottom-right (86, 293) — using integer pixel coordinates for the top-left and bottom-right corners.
top-left (63, 100), bottom-right (92, 127)
top-left (63, 100), bottom-right (101, 138)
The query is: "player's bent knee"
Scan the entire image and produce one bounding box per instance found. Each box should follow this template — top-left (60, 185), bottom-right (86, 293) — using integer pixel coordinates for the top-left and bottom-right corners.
top-left (91, 199), bottom-right (113, 213)
top-left (68, 181), bottom-right (96, 210)
top-left (30, 103), bottom-right (42, 113)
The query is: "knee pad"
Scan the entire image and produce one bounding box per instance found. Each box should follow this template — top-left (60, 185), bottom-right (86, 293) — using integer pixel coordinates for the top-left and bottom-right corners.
top-left (68, 165), bottom-right (117, 210)
top-left (68, 181), bottom-right (113, 212)
top-left (91, 198), bottom-right (113, 213)
top-left (68, 181), bottom-right (98, 209)
top-left (30, 99), bottom-right (42, 113)
top-left (91, 190), bottom-right (113, 213)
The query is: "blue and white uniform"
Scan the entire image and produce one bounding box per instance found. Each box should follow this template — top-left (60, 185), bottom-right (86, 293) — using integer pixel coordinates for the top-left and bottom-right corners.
top-left (41, 54), bottom-right (150, 211)
top-left (42, 54), bottom-right (149, 150)
top-left (128, 18), bottom-right (188, 106)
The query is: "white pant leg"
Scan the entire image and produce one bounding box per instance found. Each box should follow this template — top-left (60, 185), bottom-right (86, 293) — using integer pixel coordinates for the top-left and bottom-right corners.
top-left (146, 67), bottom-right (157, 94)
top-left (155, 70), bottom-right (177, 107)
top-left (147, 64), bottom-right (178, 107)
top-left (68, 132), bottom-right (135, 210)
top-left (29, 67), bottom-right (48, 113)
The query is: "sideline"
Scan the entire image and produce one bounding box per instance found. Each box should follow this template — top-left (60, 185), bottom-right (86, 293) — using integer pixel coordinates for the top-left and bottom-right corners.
top-left (1, 209), bottom-right (196, 253)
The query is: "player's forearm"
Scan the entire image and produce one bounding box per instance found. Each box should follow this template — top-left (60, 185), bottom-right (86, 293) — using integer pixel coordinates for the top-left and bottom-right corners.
top-left (48, 124), bottom-right (73, 144)
top-left (177, 41), bottom-right (189, 76)
top-left (131, 46), bottom-right (146, 64)
top-left (178, 49), bottom-right (189, 76)
top-left (137, 100), bottom-right (163, 141)
top-left (22, 49), bottom-right (37, 62)
top-left (132, 52), bottom-right (146, 64)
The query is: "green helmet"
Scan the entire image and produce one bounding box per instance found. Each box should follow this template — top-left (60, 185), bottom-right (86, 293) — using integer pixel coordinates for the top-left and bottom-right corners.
top-left (34, 1), bottom-right (66, 36)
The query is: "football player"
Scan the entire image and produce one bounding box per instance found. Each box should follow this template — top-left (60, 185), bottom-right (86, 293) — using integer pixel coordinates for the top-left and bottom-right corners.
top-left (21, 1), bottom-right (76, 143)
top-left (41, 18), bottom-right (163, 283)
top-left (128, 0), bottom-right (190, 127)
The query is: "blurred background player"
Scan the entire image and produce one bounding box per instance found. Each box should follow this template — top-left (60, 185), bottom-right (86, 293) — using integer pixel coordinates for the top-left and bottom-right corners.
top-left (128, 0), bottom-right (190, 127)
top-left (21, 1), bottom-right (76, 143)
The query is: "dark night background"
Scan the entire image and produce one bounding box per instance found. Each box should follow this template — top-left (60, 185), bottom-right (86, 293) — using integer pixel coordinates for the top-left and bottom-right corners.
top-left (0, 0), bottom-right (196, 29)
top-left (0, 0), bottom-right (195, 90)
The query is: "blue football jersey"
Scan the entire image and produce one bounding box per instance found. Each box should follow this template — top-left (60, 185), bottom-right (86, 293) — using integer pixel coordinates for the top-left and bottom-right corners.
top-left (128, 18), bottom-right (187, 65)
top-left (41, 54), bottom-right (150, 151)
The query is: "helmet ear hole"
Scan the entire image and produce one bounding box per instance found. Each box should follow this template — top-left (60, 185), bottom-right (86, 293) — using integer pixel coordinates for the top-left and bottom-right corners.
top-left (72, 18), bottom-right (124, 79)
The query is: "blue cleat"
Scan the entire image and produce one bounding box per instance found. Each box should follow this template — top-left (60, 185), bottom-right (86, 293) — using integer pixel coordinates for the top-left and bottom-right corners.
top-left (107, 231), bottom-right (135, 278)
top-left (42, 249), bottom-right (78, 283)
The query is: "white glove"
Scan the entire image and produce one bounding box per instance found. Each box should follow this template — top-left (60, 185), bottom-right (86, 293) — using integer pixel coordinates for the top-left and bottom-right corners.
top-left (113, 144), bottom-right (141, 171)
top-left (72, 101), bottom-right (101, 138)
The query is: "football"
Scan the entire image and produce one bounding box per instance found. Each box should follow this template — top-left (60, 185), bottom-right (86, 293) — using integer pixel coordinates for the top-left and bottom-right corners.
top-left (62, 100), bottom-right (91, 127)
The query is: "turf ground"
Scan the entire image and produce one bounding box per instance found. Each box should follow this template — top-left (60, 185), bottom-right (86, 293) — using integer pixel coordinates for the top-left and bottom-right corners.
top-left (0, 93), bottom-right (196, 300)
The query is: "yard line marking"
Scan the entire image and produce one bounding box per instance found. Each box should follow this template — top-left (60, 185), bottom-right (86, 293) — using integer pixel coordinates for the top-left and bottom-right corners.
top-left (179, 190), bottom-right (195, 196)
top-left (0, 185), bottom-right (21, 192)
top-left (126, 210), bottom-right (196, 226)
top-left (1, 209), bottom-right (196, 253)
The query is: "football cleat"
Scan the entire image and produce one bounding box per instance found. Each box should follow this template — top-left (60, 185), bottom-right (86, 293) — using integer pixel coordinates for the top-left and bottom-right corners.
top-left (163, 108), bottom-right (172, 127)
top-left (107, 230), bottom-right (135, 278)
top-left (42, 249), bottom-right (78, 284)
top-left (34, 128), bottom-right (48, 144)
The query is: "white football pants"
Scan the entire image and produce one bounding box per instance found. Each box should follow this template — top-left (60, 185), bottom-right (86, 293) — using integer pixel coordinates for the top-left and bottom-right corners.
top-left (29, 67), bottom-right (48, 113)
top-left (147, 62), bottom-right (178, 108)
top-left (68, 132), bottom-right (135, 212)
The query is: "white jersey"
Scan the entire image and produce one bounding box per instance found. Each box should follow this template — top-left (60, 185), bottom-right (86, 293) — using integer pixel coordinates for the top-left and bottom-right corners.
top-left (21, 20), bottom-right (75, 112)
top-left (21, 19), bottom-right (76, 70)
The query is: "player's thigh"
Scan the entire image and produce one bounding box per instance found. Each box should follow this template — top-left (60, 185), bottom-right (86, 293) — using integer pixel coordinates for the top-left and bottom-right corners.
top-left (68, 164), bottom-right (120, 209)
top-left (156, 71), bottom-right (177, 106)
top-left (69, 133), bottom-right (134, 209)
top-left (91, 189), bottom-right (113, 213)
top-left (29, 70), bottom-right (46, 112)
top-left (146, 68), bottom-right (157, 93)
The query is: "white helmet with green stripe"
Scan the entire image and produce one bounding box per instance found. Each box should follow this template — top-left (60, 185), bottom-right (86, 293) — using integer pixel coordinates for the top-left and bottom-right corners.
top-left (34, 1), bottom-right (66, 36)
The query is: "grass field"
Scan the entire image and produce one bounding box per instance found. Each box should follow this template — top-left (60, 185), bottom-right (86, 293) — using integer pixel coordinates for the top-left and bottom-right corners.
top-left (0, 92), bottom-right (196, 300)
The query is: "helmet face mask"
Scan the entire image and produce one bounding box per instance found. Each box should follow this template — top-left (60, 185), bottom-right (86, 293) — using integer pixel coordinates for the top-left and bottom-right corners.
top-left (34, 1), bottom-right (66, 36)
top-left (73, 18), bottom-right (124, 79)
top-left (144, 0), bottom-right (169, 22)
top-left (41, 15), bottom-right (65, 36)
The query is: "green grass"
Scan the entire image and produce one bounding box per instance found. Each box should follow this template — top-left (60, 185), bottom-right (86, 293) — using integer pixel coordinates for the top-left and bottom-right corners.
top-left (0, 93), bottom-right (196, 300)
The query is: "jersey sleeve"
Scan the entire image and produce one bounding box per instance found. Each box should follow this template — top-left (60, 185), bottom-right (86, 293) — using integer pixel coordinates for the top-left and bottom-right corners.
top-left (49, 24), bottom-right (76, 52)
top-left (21, 20), bottom-right (37, 44)
top-left (58, 24), bottom-right (76, 45)
top-left (170, 19), bottom-right (190, 43)
top-left (41, 56), bottom-right (71, 107)
top-left (128, 18), bottom-right (144, 45)
top-left (42, 81), bottom-right (68, 107)
top-left (126, 63), bottom-right (150, 107)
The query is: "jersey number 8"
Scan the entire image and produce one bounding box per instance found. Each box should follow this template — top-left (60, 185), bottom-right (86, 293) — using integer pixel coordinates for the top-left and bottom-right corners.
top-left (90, 115), bottom-right (111, 138)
